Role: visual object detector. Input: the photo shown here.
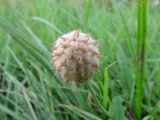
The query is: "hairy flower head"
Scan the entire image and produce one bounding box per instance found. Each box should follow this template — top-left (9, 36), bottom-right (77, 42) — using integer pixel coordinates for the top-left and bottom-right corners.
top-left (52, 30), bottom-right (100, 83)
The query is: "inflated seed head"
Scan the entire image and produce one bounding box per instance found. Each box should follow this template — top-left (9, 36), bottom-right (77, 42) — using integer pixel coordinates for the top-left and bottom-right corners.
top-left (52, 30), bottom-right (100, 83)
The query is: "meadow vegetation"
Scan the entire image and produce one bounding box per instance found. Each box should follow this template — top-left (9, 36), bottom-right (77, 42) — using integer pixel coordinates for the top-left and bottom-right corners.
top-left (0, 0), bottom-right (160, 119)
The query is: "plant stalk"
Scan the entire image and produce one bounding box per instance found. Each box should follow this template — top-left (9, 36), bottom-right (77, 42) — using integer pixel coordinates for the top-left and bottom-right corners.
top-left (136, 0), bottom-right (147, 119)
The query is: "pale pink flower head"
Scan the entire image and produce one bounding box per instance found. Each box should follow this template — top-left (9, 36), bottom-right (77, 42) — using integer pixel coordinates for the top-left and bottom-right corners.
top-left (52, 30), bottom-right (100, 83)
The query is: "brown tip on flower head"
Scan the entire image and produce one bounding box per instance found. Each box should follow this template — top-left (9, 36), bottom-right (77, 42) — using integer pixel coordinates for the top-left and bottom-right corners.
top-left (52, 30), bottom-right (100, 83)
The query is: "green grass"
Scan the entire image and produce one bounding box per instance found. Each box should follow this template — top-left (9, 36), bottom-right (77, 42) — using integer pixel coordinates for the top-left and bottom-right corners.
top-left (0, 0), bottom-right (160, 119)
top-left (136, 0), bottom-right (147, 119)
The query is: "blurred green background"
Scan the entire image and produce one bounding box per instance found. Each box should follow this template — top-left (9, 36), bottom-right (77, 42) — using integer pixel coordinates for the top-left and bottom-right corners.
top-left (0, 0), bottom-right (160, 119)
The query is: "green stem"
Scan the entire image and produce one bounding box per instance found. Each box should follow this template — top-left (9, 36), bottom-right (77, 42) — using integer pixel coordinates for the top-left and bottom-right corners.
top-left (85, 0), bottom-right (91, 21)
top-left (136, 0), bottom-right (147, 119)
top-left (103, 67), bottom-right (109, 109)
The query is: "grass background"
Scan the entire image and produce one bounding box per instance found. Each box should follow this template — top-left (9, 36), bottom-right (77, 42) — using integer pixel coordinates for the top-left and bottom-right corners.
top-left (0, 0), bottom-right (160, 119)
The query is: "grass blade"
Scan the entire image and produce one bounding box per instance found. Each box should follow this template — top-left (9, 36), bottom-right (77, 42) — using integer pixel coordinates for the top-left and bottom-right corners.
top-left (136, 0), bottom-right (147, 119)
top-left (0, 104), bottom-right (27, 120)
top-left (103, 67), bottom-right (109, 109)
